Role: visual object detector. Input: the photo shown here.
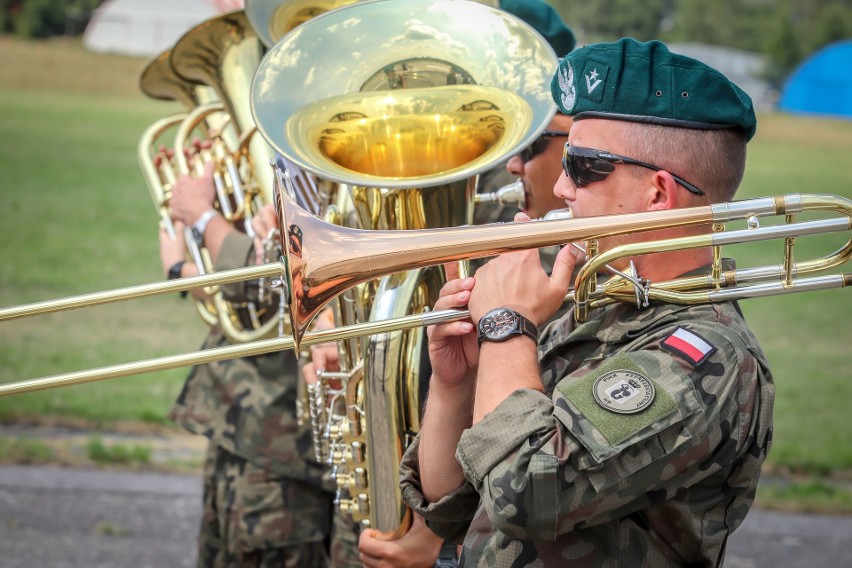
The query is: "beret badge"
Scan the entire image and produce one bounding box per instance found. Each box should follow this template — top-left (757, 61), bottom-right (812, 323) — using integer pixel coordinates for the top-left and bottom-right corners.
top-left (557, 60), bottom-right (577, 113)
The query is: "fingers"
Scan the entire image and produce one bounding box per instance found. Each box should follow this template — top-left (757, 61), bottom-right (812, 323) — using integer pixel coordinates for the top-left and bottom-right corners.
top-left (310, 343), bottom-right (340, 373)
top-left (251, 203), bottom-right (278, 237)
top-left (434, 277), bottom-right (474, 307)
top-left (549, 244), bottom-right (579, 294)
top-left (429, 277), bottom-right (475, 337)
top-left (357, 530), bottom-right (388, 568)
top-left (301, 361), bottom-right (318, 386)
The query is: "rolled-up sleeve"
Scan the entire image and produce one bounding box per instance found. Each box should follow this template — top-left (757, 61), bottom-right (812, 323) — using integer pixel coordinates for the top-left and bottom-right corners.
top-left (213, 232), bottom-right (256, 302)
top-left (399, 434), bottom-right (480, 543)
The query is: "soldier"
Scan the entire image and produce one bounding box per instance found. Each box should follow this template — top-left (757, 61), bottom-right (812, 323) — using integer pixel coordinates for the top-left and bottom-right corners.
top-left (401, 38), bottom-right (775, 566)
top-left (160, 162), bottom-right (335, 568)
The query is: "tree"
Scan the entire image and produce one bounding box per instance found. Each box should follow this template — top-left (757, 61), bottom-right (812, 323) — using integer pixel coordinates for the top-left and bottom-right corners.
top-left (2, 0), bottom-right (105, 38)
top-left (547, 0), bottom-right (665, 43)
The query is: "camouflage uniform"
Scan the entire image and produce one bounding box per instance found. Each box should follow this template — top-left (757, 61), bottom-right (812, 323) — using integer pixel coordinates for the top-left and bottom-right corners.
top-left (400, 264), bottom-right (775, 566)
top-left (170, 232), bottom-right (336, 568)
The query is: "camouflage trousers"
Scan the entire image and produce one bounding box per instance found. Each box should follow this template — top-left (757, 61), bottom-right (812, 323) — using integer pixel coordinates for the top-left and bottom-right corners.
top-left (197, 443), bottom-right (334, 568)
top-left (329, 511), bottom-right (362, 568)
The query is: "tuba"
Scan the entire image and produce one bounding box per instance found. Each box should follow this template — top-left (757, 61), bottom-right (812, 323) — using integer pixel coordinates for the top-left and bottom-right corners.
top-left (251, 0), bottom-right (558, 534)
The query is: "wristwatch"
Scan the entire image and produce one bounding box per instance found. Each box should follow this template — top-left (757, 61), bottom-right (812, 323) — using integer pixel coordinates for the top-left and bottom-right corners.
top-left (191, 208), bottom-right (218, 245)
top-left (167, 260), bottom-right (185, 281)
top-left (477, 307), bottom-right (538, 346)
top-left (167, 260), bottom-right (188, 298)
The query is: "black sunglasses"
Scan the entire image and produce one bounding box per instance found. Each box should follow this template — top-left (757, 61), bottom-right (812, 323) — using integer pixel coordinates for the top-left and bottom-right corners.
top-left (561, 144), bottom-right (705, 196)
top-left (518, 130), bottom-right (570, 163)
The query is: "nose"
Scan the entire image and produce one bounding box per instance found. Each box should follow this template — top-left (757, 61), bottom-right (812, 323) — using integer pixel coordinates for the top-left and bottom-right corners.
top-left (553, 170), bottom-right (575, 202)
top-left (505, 154), bottom-right (524, 177)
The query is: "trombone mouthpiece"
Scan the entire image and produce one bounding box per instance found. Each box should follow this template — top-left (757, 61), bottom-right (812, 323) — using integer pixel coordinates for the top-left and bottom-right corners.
top-left (475, 179), bottom-right (524, 207)
top-left (543, 208), bottom-right (573, 221)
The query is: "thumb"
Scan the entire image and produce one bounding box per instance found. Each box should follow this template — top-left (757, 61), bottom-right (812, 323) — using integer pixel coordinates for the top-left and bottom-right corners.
top-left (550, 244), bottom-right (578, 294)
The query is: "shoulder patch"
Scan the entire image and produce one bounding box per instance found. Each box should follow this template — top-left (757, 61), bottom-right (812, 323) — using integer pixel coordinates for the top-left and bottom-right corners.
top-left (558, 354), bottom-right (677, 445)
top-left (593, 370), bottom-right (655, 414)
top-left (660, 326), bottom-right (717, 367)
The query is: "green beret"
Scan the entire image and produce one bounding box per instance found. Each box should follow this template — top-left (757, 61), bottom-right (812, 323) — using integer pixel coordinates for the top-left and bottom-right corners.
top-left (551, 38), bottom-right (757, 141)
top-left (500, 0), bottom-right (576, 58)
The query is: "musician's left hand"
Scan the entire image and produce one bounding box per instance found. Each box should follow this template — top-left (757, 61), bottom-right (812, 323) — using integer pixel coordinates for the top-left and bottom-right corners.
top-left (358, 513), bottom-right (444, 568)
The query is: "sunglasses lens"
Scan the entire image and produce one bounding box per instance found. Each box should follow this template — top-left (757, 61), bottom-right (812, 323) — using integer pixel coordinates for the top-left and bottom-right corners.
top-left (563, 148), bottom-right (615, 187)
top-left (520, 137), bottom-right (550, 163)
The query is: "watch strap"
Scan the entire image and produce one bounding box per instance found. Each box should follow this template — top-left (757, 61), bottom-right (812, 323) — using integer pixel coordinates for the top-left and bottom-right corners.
top-left (191, 208), bottom-right (218, 244)
top-left (516, 314), bottom-right (538, 343)
top-left (167, 260), bottom-right (185, 280)
top-left (167, 261), bottom-right (188, 298)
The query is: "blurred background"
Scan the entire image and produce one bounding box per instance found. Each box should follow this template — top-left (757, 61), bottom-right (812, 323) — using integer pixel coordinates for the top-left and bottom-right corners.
top-left (0, 0), bottom-right (850, 519)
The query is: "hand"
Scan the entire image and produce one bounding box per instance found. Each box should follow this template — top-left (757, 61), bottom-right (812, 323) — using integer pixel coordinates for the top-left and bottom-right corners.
top-left (358, 514), bottom-right (443, 568)
top-left (169, 161), bottom-right (216, 225)
top-left (159, 220), bottom-right (187, 276)
top-left (251, 202), bottom-right (279, 238)
top-left (251, 203), bottom-right (279, 264)
top-left (302, 342), bottom-right (340, 386)
top-left (468, 212), bottom-right (577, 326)
top-left (426, 262), bottom-right (479, 387)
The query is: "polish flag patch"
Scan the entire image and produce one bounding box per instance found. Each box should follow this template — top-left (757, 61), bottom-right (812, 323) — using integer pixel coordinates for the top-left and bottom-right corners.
top-left (661, 327), bottom-right (717, 367)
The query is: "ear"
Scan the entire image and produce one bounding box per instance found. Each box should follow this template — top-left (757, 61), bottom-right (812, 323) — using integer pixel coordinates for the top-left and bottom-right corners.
top-left (646, 171), bottom-right (680, 211)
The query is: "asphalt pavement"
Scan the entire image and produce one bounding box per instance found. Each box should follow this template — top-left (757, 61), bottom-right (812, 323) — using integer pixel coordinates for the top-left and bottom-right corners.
top-left (1, 464), bottom-right (851, 568)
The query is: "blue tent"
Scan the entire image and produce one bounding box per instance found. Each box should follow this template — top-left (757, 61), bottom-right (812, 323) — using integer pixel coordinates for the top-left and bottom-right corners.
top-left (778, 40), bottom-right (852, 119)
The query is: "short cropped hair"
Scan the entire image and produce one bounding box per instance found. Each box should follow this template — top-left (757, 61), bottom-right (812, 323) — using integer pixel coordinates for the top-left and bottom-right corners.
top-left (621, 123), bottom-right (748, 203)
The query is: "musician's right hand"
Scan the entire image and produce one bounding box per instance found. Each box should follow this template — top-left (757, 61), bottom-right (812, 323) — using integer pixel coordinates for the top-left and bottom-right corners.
top-left (169, 161), bottom-right (216, 226)
top-left (426, 264), bottom-right (479, 388)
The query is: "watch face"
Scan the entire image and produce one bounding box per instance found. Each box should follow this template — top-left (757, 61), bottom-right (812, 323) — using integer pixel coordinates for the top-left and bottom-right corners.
top-left (480, 308), bottom-right (517, 340)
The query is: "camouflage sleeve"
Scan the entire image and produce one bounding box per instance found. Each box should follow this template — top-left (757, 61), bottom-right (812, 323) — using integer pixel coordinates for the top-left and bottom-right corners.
top-left (455, 323), bottom-right (766, 541)
top-left (213, 232), bottom-right (257, 302)
top-left (399, 433), bottom-right (481, 543)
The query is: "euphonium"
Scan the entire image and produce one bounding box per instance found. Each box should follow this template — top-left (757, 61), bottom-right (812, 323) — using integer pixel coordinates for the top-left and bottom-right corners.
top-left (167, 9), bottom-right (286, 342)
top-left (251, 0), bottom-right (558, 534)
top-left (138, 49), bottom-right (229, 327)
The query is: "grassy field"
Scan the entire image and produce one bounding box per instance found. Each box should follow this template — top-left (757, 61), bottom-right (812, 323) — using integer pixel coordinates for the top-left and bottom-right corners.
top-left (0, 37), bottom-right (206, 425)
top-left (0, 37), bottom-right (850, 510)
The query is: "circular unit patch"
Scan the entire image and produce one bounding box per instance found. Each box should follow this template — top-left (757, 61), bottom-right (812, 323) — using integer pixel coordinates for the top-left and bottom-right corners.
top-left (592, 370), bottom-right (656, 414)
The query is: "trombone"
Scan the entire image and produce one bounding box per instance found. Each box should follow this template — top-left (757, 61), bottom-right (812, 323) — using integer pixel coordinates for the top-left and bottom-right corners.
top-left (1, 187), bottom-right (849, 398)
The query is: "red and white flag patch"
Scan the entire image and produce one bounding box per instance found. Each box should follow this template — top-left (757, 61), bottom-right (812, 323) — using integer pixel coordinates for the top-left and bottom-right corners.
top-left (661, 327), bottom-right (716, 367)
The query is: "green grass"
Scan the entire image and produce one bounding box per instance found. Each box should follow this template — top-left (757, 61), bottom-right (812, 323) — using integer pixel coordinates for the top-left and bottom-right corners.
top-left (0, 39), bottom-right (850, 508)
top-left (756, 477), bottom-right (852, 515)
top-left (0, 436), bottom-right (56, 464)
top-left (86, 435), bottom-right (152, 466)
top-left (734, 113), bottom-right (852, 477)
top-left (0, 38), bottom-right (205, 426)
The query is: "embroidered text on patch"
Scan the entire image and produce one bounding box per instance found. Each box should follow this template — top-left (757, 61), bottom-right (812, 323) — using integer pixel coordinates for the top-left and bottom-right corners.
top-left (592, 370), bottom-right (655, 414)
top-left (661, 327), bottom-right (717, 367)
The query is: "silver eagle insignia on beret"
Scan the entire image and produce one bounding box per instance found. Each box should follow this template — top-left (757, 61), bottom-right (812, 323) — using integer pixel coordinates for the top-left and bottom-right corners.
top-left (558, 61), bottom-right (577, 113)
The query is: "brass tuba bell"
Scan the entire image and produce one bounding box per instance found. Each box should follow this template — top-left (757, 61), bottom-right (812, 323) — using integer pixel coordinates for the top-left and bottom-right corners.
top-left (251, 0), bottom-right (559, 534)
